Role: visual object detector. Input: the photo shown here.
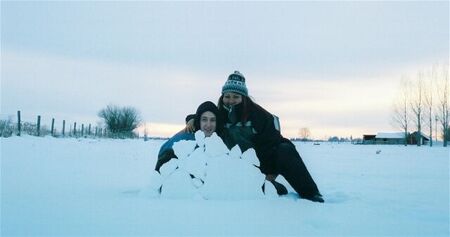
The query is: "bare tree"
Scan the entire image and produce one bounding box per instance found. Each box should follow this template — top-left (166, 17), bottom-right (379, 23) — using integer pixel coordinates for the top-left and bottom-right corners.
top-left (0, 116), bottom-right (14, 137)
top-left (436, 64), bottom-right (449, 147)
top-left (423, 67), bottom-right (435, 146)
top-left (298, 127), bottom-right (311, 141)
top-left (391, 77), bottom-right (410, 146)
top-left (410, 72), bottom-right (425, 146)
top-left (98, 105), bottom-right (142, 138)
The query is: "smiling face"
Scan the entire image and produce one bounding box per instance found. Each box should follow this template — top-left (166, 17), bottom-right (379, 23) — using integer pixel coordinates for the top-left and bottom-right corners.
top-left (199, 111), bottom-right (217, 137)
top-left (222, 92), bottom-right (243, 107)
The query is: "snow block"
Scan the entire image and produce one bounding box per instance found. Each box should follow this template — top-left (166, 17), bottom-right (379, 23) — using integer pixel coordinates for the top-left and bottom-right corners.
top-left (159, 158), bottom-right (178, 178)
top-left (140, 170), bottom-right (163, 198)
top-left (202, 156), bottom-right (264, 200)
top-left (241, 148), bottom-right (259, 167)
top-left (229, 145), bottom-right (242, 159)
top-left (173, 140), bottom-right (197, 160)
top-left (160, 170), bottom-right (197, 199)
top-left (191, 177), bottom-right (204, 189)
top-left (147, 170), bottom-right (163, 190)
top-left (195, 130), bottom-right (206, 148)
top-left (204, 133), bottom-right (229, 157)
top-left (183, 148), bottom-right (207, 180)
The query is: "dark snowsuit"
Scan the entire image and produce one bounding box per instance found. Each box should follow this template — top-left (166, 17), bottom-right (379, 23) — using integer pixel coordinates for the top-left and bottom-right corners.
top-left (219, 102), bottom-right (321, 199)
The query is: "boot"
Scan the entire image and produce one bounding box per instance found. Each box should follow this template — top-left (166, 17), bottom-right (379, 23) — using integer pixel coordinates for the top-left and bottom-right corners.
top-left (303, 193), bottom-right (324, 203)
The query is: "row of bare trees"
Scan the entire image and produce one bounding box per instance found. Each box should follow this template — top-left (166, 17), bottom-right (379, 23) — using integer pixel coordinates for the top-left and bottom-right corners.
top-left (392, 64), bottom-right (449, 147)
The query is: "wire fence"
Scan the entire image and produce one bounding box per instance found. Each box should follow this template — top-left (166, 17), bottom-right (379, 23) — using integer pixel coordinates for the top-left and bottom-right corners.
top-left (0, 110), bottom-right (134, 139)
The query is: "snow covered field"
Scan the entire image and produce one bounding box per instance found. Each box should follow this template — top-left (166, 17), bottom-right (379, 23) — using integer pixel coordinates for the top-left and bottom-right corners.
top-left (1, 136), bottom-right (449, 236)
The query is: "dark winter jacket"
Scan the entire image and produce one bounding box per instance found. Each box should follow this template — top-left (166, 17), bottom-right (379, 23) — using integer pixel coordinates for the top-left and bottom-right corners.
top-left (218, 103), bottom-right (290, 174)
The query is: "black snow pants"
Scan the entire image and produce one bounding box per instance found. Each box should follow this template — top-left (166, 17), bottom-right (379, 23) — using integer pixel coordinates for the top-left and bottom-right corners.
top-left (274, 142), bottom-right (321, 198)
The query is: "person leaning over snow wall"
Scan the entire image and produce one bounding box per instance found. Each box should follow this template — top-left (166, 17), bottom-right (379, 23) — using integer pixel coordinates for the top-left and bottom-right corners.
top-left (185, 71), bottom-right (324, 203)
top-left (155, 101), bottom-right (222, 172)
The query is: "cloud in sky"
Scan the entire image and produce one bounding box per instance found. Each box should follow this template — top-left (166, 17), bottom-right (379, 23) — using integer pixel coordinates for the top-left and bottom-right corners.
top-left (1, 1), bottom-right (448, 138)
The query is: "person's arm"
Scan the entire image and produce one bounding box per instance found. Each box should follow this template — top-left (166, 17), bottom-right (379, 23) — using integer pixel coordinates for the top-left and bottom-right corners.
top-left (155, 149), bottom-right (176, 172)
top-left (183, 114), bottom-right (196, 133)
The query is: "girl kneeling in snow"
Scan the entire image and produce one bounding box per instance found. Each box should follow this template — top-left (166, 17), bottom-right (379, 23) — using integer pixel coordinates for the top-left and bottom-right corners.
top-left (154, 101), bottom-right (222, 172)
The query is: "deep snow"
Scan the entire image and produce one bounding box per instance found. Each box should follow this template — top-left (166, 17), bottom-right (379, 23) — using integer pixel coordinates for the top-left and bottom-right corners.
top-left (1, 135), bottom-right (449, 236)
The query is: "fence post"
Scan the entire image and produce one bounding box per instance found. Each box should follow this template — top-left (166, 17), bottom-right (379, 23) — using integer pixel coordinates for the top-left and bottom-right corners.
top-left (17, 110), bottom-right (21, 136)
top-left (36, 115), bottom-right (41, 136)
top-left (73, 122), bottom-right (77, 137)
top-left (62, 120), bottom-right (66, 136)
top-left (51, 118), bottom-right (55, 136)
top-left (81, 124), bottom-right (84, 137)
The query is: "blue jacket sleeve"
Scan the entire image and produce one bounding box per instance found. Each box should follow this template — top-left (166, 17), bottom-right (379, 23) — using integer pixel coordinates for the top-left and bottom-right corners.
top-left (158, 131), bottom-right (195, 157)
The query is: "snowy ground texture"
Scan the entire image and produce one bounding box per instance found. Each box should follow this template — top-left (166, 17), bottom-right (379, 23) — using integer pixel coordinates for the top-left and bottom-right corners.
top-left (1, 135), bottom-right (449, 236)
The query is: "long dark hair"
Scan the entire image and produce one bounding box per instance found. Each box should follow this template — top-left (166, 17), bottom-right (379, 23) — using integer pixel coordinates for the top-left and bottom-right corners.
top-left (217, 94), bottom-right (258, 124)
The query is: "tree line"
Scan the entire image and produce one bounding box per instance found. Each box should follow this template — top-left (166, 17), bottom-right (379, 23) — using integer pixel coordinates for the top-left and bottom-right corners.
top-left (391, 64), bottom-right (449, 147)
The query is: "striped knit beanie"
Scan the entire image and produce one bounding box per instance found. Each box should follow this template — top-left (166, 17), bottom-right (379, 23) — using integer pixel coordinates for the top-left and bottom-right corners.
top-left (221, 71), bottom-right (248, 96)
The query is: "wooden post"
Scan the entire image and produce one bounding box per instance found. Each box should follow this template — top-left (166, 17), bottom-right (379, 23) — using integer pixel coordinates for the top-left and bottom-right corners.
top-left (17, 110), bottom-right (21, 136)
top-left (88, 124), bottom-right (91, 135)
top-left (81, 124), bottom-right (84, 137)
top-left (51, 118), bottom-right (55, 136)
top-left (62, 120), bottom-right (66, 136)
top-left (73, 122), bottom-right (77, 136)
top-left (37, 115), bottom-right (41, 136)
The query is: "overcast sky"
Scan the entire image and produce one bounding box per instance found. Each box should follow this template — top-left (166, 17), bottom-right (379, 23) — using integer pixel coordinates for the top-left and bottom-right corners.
top-left (1, 1), bottom-right (448, 139)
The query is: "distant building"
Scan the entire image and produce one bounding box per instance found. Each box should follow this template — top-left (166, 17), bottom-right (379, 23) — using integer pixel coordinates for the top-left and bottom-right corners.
top-left (409, 131), bottom-right (430, 145)
top-left (362, 131), bottom-right (429, 145)
top-left (362, 134), bottom-right (376, 144)
top-left (376, 132), bottom-right (406, 144)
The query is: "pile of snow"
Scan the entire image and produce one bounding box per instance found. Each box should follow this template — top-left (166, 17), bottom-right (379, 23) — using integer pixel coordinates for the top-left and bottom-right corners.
top-left (143, 131), bottom-right (270, 200)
